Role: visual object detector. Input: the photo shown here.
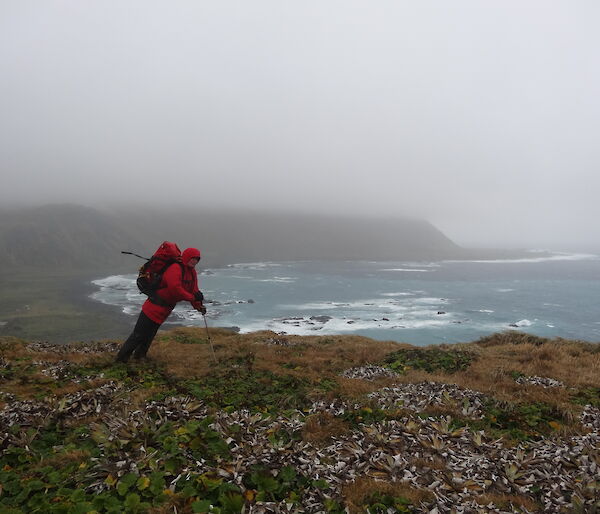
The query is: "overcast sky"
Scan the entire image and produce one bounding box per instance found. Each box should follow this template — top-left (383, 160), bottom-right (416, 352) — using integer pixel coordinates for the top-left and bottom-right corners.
top-left (1, 1), bottom-right (599, 248)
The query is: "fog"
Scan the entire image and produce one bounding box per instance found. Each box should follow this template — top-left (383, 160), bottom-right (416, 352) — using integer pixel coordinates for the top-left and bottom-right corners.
top-left (1, 2), bottom-right (599, 249)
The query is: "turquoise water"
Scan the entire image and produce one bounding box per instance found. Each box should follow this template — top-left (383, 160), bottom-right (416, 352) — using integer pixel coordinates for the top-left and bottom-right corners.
top-left (91, 253), bottom-right (600, 346)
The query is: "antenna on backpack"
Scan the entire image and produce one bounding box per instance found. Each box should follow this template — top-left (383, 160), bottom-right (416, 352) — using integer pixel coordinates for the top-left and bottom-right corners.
top-left (121, 251), bottom-right (150, 260)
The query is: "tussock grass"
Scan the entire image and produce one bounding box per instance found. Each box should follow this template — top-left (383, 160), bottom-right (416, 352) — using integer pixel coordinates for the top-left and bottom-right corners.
top-left (3, 329), bottom-right (598, 426)
top-left (475, 493), bottom-right (542, 512)
top-left (302, 411), bottom-right (351, 444)
top-left (34, 449), bottom-right (91, 471)
top-left (1, 329), bottom-right (599, 511)
top-left (341, 478), bottom-right (434, 513)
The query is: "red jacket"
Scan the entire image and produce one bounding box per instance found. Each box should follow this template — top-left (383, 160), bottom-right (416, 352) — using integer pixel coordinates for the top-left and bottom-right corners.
top-left (142, 247), bottom-right (201, 324)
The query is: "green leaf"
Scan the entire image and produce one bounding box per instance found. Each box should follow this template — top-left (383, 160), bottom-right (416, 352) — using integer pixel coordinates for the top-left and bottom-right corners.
top-left (219, 492), bottom-right (244, 513)
top-left (136, 476), bottom-right (150, 491)
top-left (192, 499), bottom-right (212, 513)
top-left (47, 471), bottom-right (63, 484)
top-left (117, 475), bottom-right (138, 497)
top-left (121, 473), bottom-right (138, 487)
top-left (71, 488), bottom-right (87, 502)
top-left (164, 458), bottom-right (180, 474)
top-left (148, 471), bottom-right (165, 495)
top-left (71, 502), bottom-right (95, 514)
top-left (312, 479), bottom-right (330, 489)
top-left (254, 474), bottom-right (279, 493)
top-left (189, 436), bottom-right (203, 450)
top-left (278, 465), bottom-right (296, 483)
top-left (117, 482), bottom-right (130, 497)
top-left (124, 492), bottom-right (141, 511)
top-left (199, 473), bottom-right (223, 491)
top-left (103, 495), bottom-right (124, 513)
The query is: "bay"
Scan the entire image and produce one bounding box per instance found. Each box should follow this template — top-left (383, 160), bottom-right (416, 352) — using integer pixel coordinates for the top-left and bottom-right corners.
top-left (91, 252), bottom-right (600, 346)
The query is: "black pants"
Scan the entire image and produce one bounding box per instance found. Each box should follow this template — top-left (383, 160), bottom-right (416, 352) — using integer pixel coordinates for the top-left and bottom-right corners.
top-left (116, 311), bottom-right (161, 362)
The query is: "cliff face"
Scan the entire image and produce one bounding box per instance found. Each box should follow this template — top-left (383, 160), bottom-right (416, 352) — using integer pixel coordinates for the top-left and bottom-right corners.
top-left (0, 204), bottom-right (465, 272)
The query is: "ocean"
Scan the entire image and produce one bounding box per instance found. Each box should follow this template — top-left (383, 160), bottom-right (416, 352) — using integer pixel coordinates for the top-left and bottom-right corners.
top-left (90, 252), bottom-right (600, 346)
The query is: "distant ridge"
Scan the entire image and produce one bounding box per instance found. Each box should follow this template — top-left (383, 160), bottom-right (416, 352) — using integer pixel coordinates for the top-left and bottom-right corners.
top-left (0, 204), bottom-right (144, 272)
top-left (0, 204), bottom-right (467, 272)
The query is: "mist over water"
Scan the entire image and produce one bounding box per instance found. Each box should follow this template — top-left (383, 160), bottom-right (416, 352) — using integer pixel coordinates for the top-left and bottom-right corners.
top-left (2, 3), bottom-right (600, 250)
top-left (92, 252), bottom-right (600, 345)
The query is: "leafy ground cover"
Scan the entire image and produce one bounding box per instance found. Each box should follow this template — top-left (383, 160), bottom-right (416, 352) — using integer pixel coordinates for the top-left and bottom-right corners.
top-left (1, 330), bottom-right (599, 512)
top-left (382, 347), bottom-right (475, 374)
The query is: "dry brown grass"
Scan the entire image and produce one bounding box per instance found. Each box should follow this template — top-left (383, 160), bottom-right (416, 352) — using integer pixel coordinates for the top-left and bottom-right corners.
top-left (0, 380), bottom-right (56, 399)
top-left (2, 328), bottom-right (598, 421)
top-left (147, 329), bottom-right (402, 386)
top-left (408, 456), bottom-right (447, 471)
top-left (473, 335), bottom-right (600, 386)
top-left (420, 339), bottom-right (600, 424)
top-left (61, 413), bottom-right (104, 429)
top-left (421, 404), bottom-right (464, 418)
top-left (341, 477), bottom-right (434, 513)
top-left (475, 493), bottom-right (542, 512)
top-left (475, 331), bottom-right (551, 347)
top-left (336, 376), bottom-right (389, 400)
top-left (147, 496), bottom-right (191, 514)
top-left (35, 449), bottom-right (90, 470)
top-left (302, 411), bottom-right (351, 444)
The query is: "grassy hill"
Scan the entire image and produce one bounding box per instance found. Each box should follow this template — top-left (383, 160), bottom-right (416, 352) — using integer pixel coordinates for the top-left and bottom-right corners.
top-left (0, 205), bottom-right (145, 272)
top-left (0, 204), bottom-right (469, 273)
top-left (1, 330), bottom-right (598, 512)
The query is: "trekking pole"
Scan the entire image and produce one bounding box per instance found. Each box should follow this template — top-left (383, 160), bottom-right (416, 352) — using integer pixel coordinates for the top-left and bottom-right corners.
top-left (121, 251), bottom-right (150, 260)
top-left (202, 313), bottom-right (217, 363)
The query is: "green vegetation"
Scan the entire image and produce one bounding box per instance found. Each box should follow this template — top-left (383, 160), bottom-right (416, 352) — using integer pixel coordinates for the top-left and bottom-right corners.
top-left (1, 331), bottom-right (599, 512)
top-left (450, 400), bottom-right (568, 443)
top-left (362, 491), bottom-right (415, 513)
top-left (383, 347), bottom-right (475, 374)
top-left (183, 369), bottom-right (312, 413)
top-left (0, 270), bottom-right (130, 342)
top-left (571, 387), bottom-right (600, 408)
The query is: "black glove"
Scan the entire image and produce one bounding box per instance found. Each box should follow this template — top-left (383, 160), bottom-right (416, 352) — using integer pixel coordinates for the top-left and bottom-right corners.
top-left (198, 305), bottom-right (207, 315)
top-left (194, 291), bottom-right (204, 302)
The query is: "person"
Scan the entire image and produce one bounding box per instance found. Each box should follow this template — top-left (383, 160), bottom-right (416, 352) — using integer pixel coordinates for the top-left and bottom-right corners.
top-left (116, 247), bottom-right (205, 363)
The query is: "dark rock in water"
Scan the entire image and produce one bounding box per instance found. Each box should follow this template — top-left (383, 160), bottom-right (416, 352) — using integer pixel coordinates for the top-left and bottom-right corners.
top-left (218, 326), bottom-right (240, 333)
top-left (509, 323), bottom-right (519, 328)
top-left (437, 311), bottom-right (446, 315)
top-left (347, 320), bottom-right (355, 324)
top-left (247, 299), bottom-right (255, 304)
top-left (382, 317), bottom-right (389, 321)
top-left (209, 300), bottom-right (222, 306)
top-left (310, 315), bottom-right (332, 323)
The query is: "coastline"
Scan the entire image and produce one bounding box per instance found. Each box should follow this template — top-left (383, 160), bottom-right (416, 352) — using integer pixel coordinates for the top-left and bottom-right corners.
top-left (89, 253), bottom-right (600, 345)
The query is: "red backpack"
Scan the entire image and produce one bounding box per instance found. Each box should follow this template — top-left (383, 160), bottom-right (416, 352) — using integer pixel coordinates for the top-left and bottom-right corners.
top-left (122, 241), bottom-right (182, 297)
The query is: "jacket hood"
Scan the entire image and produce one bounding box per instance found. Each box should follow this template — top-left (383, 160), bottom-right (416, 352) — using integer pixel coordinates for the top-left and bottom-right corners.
top-left (182, 247), bottom-right (201, 265)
